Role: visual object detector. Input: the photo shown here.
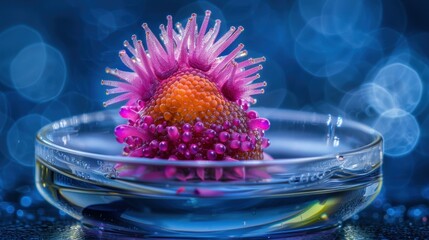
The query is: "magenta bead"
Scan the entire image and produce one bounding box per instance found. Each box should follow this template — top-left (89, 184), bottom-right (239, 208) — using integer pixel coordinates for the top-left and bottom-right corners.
top-left (219, 131), bottom-right (230, 142)
top-left (243, 103), bottom-right (250, 111)
top-left (249, 134), bottom-right (256, 144)
top-left (206, 129), bottom-right (216, 138)
top-left (214, 143), bottom-right (226, 154)
top-left (182, 131), bottom-right (192, 142)
top-left (249, 118), bottom-right (270, 131)
top-left (262, 138), bottom-right (270, 148)
top-left (189, 144), bottom-right (198, 154)
top-left (207, 150), bottom-right (217, 160)
top-left (240, 133), bottom-right (249, 142)
top-left (156, 124), bottom-right (164, 133)
top-left (247, 110), bottom-right (258, 119)
top-left (230, 140), bottom-right (241, 149)
top-left (142, 115), bottom-right (153, 125)
top-left (183, 123), bottom-right (192, 131)
top-left (123, 146), bottom-right (130, 154)
top-left (184, 151), bottom-right (192, 159)
top-left (178, 143), bottom-right (187, 154)
top-left (142, 147), bottom-right (153, 157)
top-left (149, 140), bottom-right (159, 149)
top-left (231, 132), bottom-right (240, 140)
top-left (167, 126), bottom-right (179, 140)
top-left (223, 121), bottom-right (231, 130)
top-left (240, 141), bottom-right (254, 152)
top-left (159, 141), bottom-right (168, 151)
top-left (194, 121), bottom-right (205, 132)
top-left (215, 125), bottom-right (223, 133)
top-left (149, 124), bottom-right (156, 134)
top-left (140, 122), bottom-right (148, 130)
top-left (233, 118), bottom-right (240, 127)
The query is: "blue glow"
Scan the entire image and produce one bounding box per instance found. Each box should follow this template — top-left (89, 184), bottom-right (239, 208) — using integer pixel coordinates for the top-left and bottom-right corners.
top-left (10, 43), bottom-right (46, 89)
top-left (294, 17), bottom-right (355, 77)
top-left (366, 83), bottom-right (396, 114)
top-left (407, 205), bottom-right (428, 219)
top-left (371, 63), bottom-right (423, 113)
top-left (339, 84), bottom-right (391, 122)
top-left (7, 114), bottom-right (50, 167)
top-left (386, 205), bottom-right (406, 218)
top-left (16, 209), bottom-right (24, 217)
top-left (373, 109), bottom-right (420, 157)
top-left (11, 43), bottom-right (67, 103)
top-left (0, 25), bottom-right (43, 88)
top-left (20, 196), bottom-right (32, 207)
top-left (5, 205), bottom-right (15, 214)
top-left (324, 0), bottom-right (382, 45)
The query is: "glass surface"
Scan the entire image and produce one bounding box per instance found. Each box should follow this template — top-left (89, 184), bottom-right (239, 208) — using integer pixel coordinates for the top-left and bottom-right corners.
top-left (35, 108), bottom-right (383, 238)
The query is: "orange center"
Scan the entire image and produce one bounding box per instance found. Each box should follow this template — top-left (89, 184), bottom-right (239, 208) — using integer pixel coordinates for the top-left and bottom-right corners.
top-left (143, 71), bottom-right (244, 126)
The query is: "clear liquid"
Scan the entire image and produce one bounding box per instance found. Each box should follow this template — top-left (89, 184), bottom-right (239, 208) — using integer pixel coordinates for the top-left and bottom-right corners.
top-left (36, 158), bottom-right (382, 238)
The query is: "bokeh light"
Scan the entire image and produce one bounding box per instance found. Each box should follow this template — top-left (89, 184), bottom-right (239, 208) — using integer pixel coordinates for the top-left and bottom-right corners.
top-left (371, 63), bottom-right (422, 113)
top-left (373, 109), bottom-right (420, 157)
top-left (294, 17), bottom-right (355, 77)
top-left (11, 43), bottom-right (67, 103)
top-left (0, 25), bottom-right (43, 88)
top-left (6, 114), bottom-right (50, 167)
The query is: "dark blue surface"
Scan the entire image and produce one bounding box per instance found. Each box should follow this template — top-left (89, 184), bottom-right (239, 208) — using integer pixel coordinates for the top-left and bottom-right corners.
top-left (0, 0), bottom-right (428, 237)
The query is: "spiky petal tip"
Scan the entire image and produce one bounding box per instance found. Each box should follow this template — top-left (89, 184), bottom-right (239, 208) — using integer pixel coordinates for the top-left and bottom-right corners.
top-left (102, 10), bottom-right (266, 107)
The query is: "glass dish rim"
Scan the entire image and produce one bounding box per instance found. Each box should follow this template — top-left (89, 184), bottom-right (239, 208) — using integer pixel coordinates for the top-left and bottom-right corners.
top-left (36, 108), bottom-right (383, 168)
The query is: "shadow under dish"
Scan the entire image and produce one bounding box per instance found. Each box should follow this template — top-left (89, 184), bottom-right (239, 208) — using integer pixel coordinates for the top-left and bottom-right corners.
top-left (35, 108), bottom-right (383, 238)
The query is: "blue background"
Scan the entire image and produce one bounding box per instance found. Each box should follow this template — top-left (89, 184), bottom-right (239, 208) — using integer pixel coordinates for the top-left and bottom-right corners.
top-left (0, 0), bottom-right (428, 221)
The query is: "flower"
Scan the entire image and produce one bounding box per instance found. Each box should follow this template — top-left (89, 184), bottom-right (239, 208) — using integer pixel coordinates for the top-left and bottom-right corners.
top-left (103, 10), bottom-right (270, 181)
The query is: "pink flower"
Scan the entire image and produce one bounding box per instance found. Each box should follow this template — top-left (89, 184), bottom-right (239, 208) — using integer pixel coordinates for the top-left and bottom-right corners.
top-left (103, 11), bottom-right (271, 181)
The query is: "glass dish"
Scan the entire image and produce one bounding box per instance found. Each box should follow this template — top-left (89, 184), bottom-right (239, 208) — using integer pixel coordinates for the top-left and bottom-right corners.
top-left (35, 108), bottom-right (383, 238)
